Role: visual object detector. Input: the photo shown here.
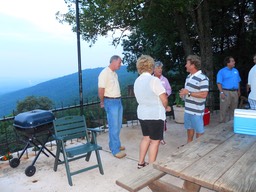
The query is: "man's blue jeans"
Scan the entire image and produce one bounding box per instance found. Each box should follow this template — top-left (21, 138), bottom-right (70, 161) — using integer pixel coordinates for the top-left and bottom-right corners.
top-left (104, 98), bottom-right (123, 155)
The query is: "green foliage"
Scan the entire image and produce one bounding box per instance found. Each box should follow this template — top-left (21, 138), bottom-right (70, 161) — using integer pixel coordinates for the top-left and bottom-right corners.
top-left (0, 122), bottom-right (20, 156)
top-left (57, 0), bottom-right (198, 73)
top-left (174, 92), bottom-right (185, 107)
top-left (122, 97), bottom-right (138, 122)
top-left (16, 96), bottom-right (53, 114)
top-left (58, 0), bottom-right (256, 95)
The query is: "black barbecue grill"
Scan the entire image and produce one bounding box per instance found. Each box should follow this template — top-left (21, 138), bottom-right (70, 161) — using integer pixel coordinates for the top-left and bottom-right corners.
top-left (10, 109), bottom-right (56, 176)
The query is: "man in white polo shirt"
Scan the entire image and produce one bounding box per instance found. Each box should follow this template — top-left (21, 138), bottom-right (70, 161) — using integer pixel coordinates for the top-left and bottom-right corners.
top-left (98, 55), bottom-right (126, 159)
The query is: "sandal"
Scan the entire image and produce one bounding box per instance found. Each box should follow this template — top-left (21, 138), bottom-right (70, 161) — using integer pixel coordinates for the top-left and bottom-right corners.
top-left (137, 162), bottom-right (149, 169)
top-left (160, 140), bottom-right (166, 145)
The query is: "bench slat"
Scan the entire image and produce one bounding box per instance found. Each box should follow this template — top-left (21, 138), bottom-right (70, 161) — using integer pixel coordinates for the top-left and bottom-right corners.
top-left (116, 164), bottom-right (166, 192)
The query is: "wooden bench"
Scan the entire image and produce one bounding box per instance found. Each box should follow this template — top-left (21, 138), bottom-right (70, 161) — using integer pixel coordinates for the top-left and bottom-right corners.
top-left (117, 122), bottom-right (236, 192)
top-left (116, 164), bottom-right (187, 192)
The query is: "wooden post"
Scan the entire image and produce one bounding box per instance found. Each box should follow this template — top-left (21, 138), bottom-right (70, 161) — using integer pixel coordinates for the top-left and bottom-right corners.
top-left (149, 179), bottom-right (187, 192)
top-left (182, 180), bottom-right (201, 192)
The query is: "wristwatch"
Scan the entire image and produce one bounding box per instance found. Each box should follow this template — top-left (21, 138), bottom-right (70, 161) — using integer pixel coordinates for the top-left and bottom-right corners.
top-left (188, 92), bottom-right (191, 97)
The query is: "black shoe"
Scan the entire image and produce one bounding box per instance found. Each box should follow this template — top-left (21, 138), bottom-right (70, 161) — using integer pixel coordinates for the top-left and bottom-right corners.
top-left (137, 162), bottom-right (149, 169)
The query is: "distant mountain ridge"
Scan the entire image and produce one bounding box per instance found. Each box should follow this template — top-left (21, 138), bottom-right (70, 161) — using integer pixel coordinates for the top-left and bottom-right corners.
top-left (0, 78), bottom-right (49, 96)
top-left (0, 66), bottom-right (138, 117)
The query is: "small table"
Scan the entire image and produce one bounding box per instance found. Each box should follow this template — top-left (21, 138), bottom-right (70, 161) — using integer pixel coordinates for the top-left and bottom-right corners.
top-left (153, 121), bottom-right (256, 192)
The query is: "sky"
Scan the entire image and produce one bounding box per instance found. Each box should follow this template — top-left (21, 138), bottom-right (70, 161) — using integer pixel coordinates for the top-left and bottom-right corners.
top-left (0, 0), bottom-right (123, 89)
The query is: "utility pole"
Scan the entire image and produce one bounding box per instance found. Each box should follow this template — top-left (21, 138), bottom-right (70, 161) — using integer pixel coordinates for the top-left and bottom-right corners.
top-left (75, 0), bottom-right (84, 116)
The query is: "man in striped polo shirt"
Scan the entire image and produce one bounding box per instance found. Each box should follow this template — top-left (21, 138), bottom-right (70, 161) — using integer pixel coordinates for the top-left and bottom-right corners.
top-left (179, 55), bottom-right (209, 143)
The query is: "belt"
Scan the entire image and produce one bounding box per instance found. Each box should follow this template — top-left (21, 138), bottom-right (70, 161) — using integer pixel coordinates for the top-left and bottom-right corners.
top-left (104, 96), bottom-right (121, 99)
top-left (223, 89), bottom-right (238, 91)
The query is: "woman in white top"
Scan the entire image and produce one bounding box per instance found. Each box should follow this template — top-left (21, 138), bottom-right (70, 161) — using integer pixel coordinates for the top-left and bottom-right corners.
top-left (134, 55), bottom-right (171, 169)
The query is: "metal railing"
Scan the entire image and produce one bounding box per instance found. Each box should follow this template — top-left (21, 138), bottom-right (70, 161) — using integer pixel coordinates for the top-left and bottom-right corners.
top-left (0, 90), bottom-right (222, 157)
top-left (0, 96), bottom-right (139, 157)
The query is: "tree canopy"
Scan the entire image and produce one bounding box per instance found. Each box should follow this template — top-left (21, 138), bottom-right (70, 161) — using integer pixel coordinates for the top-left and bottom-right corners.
top-left (16, 96), bottom-right (53, 114)
top-left (57, 0), bottom-right (256, 96)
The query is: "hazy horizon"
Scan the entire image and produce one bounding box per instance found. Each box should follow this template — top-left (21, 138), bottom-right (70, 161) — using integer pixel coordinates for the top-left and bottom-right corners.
top-left (0, 66), bottom-right (108, 95)
top-left (0, 0), bottom-right (123, 90)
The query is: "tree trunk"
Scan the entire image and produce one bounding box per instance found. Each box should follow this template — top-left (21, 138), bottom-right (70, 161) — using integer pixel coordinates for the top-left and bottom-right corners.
top-left (191, 0), bottom-right (215, 110)
top-left (174, 11), bottom-right (193, 56)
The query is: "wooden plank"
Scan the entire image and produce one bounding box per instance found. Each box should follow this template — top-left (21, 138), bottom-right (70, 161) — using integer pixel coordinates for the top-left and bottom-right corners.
top-left (148, 179), bottom-right (187, 192)
top-left (214, 142), bottom-right (256, 192)
top-left (116, 164), bottom-right (166, 192)
top-left (153, 121), bottom-right (234, 177)
top-left (179, 134), bottom-right (256, 190)
top-left (204, 121), bottom-right (233, 135)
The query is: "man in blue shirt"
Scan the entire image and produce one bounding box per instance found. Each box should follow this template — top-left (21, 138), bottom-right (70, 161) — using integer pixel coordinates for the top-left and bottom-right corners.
top-left (217, 56), bottom-right (241, 123)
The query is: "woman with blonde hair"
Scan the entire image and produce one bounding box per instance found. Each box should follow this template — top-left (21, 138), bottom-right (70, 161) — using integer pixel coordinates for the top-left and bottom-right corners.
top-left (134, 55), bottom-right (171, 169)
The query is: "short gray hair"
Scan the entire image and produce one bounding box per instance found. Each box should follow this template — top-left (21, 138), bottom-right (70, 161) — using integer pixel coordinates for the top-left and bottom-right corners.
top-left (154, 61), bottom-right (163, 68)
top-left (110, 55), bottom-right (121, 63)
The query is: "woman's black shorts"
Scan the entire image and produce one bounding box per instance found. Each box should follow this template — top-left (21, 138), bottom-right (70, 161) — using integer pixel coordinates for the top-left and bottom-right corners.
top-left (139, 119), bottom-right (164, 140)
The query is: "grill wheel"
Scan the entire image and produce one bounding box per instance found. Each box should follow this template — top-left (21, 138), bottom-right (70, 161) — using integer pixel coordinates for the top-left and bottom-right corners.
top-left (25, 165), bottom-right (36, 177)
top-left (10, 158), bottom-right (20, 168)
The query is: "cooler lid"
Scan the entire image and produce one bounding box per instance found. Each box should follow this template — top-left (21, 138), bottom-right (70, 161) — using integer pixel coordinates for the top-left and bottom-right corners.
top-left (234, 109), bottom-right (256, 118)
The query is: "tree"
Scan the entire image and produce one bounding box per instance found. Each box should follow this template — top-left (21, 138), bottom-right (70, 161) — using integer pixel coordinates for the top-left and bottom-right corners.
top-left (57, 0), bottom-right (256, 100)
top-left (57, 0), bottom-right (198, 87)
top-left (16, 96), bottom-right (53, 114)
top-left (56, 1), bottom-right (211, 78)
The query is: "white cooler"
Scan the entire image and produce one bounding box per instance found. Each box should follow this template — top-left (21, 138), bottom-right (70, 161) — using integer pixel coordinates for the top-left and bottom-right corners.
top-left (234, 109), bottom-right (256, 136)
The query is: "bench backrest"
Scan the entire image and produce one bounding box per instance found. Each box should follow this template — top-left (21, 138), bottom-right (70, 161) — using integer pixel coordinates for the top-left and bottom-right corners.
top-left (53, 116), bottom-right (89, 142)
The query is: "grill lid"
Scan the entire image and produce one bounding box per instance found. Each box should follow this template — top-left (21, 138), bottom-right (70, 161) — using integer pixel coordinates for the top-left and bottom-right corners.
top-left (13, 109), bottom-right (55, 129)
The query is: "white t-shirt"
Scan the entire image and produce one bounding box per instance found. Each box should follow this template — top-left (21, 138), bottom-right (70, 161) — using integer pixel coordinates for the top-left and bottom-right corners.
top-left (134, 72), bottom-right (166, 120)
top-left (248, 65), bottom-right (256, 100)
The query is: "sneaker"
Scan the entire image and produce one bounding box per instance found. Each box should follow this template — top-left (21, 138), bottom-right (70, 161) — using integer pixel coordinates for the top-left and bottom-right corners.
top-left (137, 162), bottom-right (149, 169)
top-left (114, 151), bottom-right (126, 159)
top-left (119, 146), bottom-right (125, 151)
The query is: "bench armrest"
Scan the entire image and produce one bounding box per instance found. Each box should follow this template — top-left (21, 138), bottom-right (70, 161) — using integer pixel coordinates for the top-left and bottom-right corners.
top-left (87, 127), bottom-right (104, 144)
